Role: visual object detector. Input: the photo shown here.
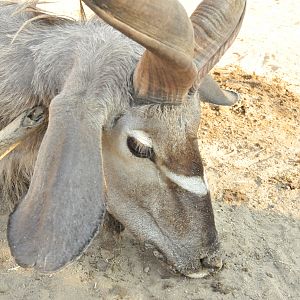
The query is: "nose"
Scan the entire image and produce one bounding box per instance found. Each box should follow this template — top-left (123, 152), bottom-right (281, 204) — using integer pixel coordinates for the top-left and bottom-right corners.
top-left (183, 233), bottom-right (222, 278)
top-left (185, 254), bottom-right (223, 278)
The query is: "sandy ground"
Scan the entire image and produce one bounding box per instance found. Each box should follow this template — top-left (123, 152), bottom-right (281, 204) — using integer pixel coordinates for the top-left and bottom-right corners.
top-left (0, 1), bottom-right (299, 299)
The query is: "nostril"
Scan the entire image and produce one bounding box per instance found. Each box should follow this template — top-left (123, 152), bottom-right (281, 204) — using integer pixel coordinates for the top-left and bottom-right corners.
top-left (185, 255), bottom-right (223, 279)
top-left (201, 255), bottom-right (223, 271)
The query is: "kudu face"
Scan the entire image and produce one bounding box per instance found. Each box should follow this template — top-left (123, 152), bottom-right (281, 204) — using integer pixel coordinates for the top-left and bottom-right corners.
top-left (7, 0), bottom-right (246, 276)
top-left (102, 101), bottom-right (218, 274)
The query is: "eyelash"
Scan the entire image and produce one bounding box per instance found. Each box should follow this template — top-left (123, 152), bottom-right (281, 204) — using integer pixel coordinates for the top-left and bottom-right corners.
top-left (127, 136), bottom-right (154, 160)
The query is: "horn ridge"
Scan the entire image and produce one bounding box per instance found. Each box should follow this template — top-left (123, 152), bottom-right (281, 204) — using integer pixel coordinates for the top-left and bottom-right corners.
top-left (133, 52), bottom-right (197, 103)
top-left (83, 0), bottom-right (197, 103)
top-left (191, 0), bottom-right (247, 85)
top-left (83, 0), bottom-right (247, 103)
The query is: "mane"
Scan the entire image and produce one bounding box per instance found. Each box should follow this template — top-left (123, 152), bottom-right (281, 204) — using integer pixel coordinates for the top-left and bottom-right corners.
top-left (0, 0), bottom-right (142, 209)
top-left (0, 0), bottom-right (87, 18)
top-left (0, 0), bottom-right (90, 42)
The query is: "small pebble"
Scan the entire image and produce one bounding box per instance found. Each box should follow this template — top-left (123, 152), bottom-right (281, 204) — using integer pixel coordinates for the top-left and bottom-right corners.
top-left (266, 272), bottom-right (274, 278)
top-left (101, 249), bottom-right (114, 260)
top-left (143, 267), bottom-right (150, 273)
top-left (153, 250), bottom-right (164, 259)
top-left (97, 260), bottom-right (109, 272)
top-left (0, 282), bottom-right (9, 294)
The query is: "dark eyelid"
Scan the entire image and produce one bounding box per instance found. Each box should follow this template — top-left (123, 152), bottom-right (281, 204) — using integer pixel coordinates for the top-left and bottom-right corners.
top-left (127, 136), bottom-right (154, 160)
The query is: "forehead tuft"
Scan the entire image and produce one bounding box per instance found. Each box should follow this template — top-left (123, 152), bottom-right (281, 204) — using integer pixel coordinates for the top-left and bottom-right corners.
top-left (137, 99), bottom-right (200, 133)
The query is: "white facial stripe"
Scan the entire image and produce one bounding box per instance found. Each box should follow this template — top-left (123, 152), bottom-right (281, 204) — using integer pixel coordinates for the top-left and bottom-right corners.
top-left (128, 130), bottom-right (152, 147)
top-left (163, 168), bottom-right (208, 196)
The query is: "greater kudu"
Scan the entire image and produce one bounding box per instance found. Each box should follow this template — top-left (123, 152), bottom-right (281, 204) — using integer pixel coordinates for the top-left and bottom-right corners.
top-left (0, 0), bottom-right (246, 277)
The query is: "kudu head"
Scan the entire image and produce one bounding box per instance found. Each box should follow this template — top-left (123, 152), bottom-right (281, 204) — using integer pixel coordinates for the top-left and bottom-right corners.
top-left (8, 0), bottom-right (246, 277)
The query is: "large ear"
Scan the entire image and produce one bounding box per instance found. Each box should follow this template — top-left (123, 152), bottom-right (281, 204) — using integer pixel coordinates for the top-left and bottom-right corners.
top-left (8, 96), bottom-right (106, 273)
top-left (197, 74), bottom-right (240, 106)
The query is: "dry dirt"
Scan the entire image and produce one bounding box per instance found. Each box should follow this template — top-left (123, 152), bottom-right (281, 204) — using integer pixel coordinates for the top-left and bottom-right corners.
top-left (1, 0), bottom-right (300, 299)
top-left (0, 67), bottom-right (299, 300)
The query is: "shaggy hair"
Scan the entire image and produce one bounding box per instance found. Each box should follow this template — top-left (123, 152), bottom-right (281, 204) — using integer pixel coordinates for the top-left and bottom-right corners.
top-left (0, 1), bottom-right (143, 210)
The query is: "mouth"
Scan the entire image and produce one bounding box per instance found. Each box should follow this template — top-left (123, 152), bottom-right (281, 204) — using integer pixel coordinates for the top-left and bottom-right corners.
top-left (149, 244), bottom-right (223, 279)
top-left (184, 255), bottom-right (223, 279)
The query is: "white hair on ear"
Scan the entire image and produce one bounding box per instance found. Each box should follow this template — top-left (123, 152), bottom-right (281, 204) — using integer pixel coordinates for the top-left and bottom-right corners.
top-left (128, 130), bottom-right (153, 147)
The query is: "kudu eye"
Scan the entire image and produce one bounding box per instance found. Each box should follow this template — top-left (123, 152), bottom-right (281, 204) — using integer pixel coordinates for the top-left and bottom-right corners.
top-left (127, 136), bottom-right (154, 160)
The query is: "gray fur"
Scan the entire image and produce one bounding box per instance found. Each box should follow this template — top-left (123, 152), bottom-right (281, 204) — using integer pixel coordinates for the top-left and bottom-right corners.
top-left (0, 2), bottom-right (142, 206)
top-left (1, 2), bottom-right (229, 275)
